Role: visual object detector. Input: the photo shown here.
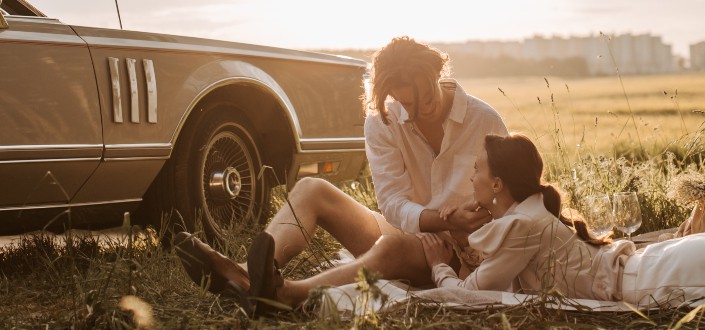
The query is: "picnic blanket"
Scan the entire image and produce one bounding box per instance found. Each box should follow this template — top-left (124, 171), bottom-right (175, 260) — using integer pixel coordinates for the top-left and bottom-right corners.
top-left (317, 227), bottom-right (705, 317)
top-left (317, 279), bottom-right (637, 317)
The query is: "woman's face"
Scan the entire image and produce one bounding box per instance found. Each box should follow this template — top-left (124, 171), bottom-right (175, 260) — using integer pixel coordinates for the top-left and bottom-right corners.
top-left (472, 149), bottom-right (496, 208)
top-left (390, 75), bottom-right (443, 122)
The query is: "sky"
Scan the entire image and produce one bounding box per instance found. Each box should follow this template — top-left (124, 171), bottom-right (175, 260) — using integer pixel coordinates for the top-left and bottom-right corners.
top-left (29, 0), bottom-right (705, 58)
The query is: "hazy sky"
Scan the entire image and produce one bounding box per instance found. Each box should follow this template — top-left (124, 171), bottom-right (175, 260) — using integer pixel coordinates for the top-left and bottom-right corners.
top-left (30, 0), bottom-right (705, 58)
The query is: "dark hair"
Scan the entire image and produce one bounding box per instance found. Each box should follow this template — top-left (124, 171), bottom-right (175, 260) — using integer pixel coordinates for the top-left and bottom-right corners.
top-left (365, 36), bottom-right (450, 125)
top-left (484, 134), bottom-right (611, 246)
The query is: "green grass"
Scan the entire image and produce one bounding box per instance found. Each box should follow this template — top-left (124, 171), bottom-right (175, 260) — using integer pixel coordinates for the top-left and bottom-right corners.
top-left (3, 72), bottom-right (705, 328)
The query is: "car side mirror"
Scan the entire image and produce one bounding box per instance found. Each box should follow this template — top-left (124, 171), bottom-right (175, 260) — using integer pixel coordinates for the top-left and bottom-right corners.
top-left (0, 6), bottom-right (8, 29)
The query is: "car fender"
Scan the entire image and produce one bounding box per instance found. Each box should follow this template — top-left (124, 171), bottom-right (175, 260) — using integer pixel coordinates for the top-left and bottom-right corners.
top-left (170, 59), bottom-right (302, 154)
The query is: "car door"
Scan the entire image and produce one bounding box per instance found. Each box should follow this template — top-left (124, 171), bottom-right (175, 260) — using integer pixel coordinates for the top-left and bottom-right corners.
top-left (0, 12), bottom-right (102, 207)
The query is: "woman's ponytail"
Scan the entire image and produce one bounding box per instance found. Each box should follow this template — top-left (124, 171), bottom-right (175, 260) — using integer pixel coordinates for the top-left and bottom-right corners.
top-left (543, 184), bottom-right (612, 246)
top-left (540, 184), bottom-right (562, 219)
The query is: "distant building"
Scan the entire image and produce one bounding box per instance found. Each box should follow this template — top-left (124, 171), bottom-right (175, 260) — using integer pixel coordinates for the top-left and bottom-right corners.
top-left (434, 33), bottom-right (678, 75)
top-left (691, 41), bottom-right (705, 70)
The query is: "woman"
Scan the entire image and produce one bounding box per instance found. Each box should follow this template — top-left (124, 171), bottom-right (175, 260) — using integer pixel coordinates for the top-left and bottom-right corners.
top-left (176, 36), bottom-right (507, 315)
top-left (418, 133), bottom-right (705, 305)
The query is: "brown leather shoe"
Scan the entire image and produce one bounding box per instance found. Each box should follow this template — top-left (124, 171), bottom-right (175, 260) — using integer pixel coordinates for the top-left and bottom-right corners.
top-left (174, 232), bottom-right (250, 294)
top-left (247, 231), bottom-right (287, 317)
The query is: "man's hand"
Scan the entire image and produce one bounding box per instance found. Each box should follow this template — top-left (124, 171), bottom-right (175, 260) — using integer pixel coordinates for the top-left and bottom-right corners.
top-left (446, 201), bottom-right (492, 233)
top-left (416, 233), bottom-right (454, 267)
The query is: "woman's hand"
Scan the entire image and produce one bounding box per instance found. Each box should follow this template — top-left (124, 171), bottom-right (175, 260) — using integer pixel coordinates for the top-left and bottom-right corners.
top-left (439, 204), bottom-right (458, 221)
top-left (416, 233), bottom-right (454, 267)
top-left (446, 201), bottom-right (492, 232)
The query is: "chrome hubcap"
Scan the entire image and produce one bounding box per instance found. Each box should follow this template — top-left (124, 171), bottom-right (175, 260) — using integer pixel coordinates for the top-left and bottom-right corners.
top-left (209, 166), bottom-right (242, 200)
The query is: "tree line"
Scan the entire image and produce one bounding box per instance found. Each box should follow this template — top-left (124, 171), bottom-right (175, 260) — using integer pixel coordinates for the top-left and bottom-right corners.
top-left (314, 49), bottom-right (589, 77)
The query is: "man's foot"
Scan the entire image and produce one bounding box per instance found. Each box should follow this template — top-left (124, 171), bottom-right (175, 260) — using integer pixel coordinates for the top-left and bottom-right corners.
top-left (174, 232), bottom-right (250, 294)
top-left (247, 231), bottom-right (286, 317)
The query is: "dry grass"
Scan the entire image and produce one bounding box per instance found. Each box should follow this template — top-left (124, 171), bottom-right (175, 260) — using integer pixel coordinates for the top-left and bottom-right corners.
top-left (460, 73), bottom-right (705, 157)
top-left (1, 191), bottom-right (704, 329)
top-left (3, 73), bottom-right (705, 328)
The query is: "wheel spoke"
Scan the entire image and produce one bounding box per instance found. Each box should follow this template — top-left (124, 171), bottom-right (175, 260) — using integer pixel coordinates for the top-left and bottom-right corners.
top-left (198, 127), bottom-right (263, 235)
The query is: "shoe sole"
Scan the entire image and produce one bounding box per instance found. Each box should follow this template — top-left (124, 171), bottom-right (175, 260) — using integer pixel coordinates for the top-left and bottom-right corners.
top-left (247, 231), bottom-right (276, 317)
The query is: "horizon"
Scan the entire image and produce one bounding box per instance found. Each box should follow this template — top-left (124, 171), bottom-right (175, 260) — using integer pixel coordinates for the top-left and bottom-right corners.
top-left (29, 0), bottom-right (705, 58)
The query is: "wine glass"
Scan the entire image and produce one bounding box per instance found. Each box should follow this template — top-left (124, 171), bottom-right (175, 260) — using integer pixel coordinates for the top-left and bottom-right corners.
top-left (613, 192), bottom-right (642, 240)
top-left (582, 194), bottom-right (614, 237)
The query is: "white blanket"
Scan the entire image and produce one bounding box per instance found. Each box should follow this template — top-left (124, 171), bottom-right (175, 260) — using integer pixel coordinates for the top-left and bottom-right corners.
top-left (318, 279), bottom-right (655, 317)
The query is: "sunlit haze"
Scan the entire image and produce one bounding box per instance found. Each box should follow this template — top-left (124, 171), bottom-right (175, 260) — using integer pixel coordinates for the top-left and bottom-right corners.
top-left (30, 0), bottom-right (705, 58)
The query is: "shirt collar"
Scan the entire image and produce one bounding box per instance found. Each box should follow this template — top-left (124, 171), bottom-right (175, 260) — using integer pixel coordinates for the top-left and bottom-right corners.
top-left (501, 193), bottom-right (549, 220)
top-left (395, 78), bottom-right (467, 125)
top-left (444, 78), bottom-right (467, 124)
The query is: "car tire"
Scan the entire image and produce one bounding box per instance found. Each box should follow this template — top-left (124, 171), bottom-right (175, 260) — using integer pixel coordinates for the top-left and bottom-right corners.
top-left (139, 106), bottom-right (270, 243)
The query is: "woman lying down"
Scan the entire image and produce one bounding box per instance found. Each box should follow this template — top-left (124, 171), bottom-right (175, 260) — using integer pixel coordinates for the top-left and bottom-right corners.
top-left (416, 134), bottom-right (705, 306)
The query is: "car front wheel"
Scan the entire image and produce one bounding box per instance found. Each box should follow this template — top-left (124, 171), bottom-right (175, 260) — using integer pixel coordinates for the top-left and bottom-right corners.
top-left (141, 107), bottom-right (270, 242)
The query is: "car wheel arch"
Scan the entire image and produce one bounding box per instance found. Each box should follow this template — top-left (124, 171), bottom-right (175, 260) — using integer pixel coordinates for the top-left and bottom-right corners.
top-left (169, 62), bottom-right (304, 151)
top-left (138, 82), bottom-right (297, 241)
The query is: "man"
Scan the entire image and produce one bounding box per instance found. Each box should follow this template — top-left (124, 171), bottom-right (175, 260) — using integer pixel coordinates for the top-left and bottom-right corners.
top-left (176, 36), bottom-right (508, 316)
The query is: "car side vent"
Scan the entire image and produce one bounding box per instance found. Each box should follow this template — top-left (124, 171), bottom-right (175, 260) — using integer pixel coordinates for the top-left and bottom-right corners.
top-left (108, 57), bottom-right (158, 124)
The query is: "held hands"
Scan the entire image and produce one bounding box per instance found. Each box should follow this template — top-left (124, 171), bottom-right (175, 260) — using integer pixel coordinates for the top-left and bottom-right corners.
top-left (416, 233), bottom-right (454, 267)
top-left (440, 201), bottom-right (492, 233)
top-left (439, 204), bottom-right (458, 221)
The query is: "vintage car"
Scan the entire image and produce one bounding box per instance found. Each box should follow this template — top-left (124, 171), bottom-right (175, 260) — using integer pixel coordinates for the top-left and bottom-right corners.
top-left (0, 0), bottom-right (368, 238)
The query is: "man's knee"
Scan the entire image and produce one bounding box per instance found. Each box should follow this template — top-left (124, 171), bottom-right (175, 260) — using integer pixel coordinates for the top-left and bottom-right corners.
top-left (290, 177), bottom-right (333, 200)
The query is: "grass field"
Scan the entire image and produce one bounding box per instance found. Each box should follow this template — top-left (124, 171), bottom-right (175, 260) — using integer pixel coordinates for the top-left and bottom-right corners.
top-left (460, 73), bottom-right (705, 156)
top-left (2, 73), bottom-right (705, 328)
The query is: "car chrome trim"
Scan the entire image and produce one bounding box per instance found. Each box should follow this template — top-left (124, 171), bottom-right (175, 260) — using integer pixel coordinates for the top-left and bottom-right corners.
top-left (299, 137), bottom-right (366, 151)
top-left (0, 28), bottom-right (86, 46)
top-left (108, 57), bottom-right (123, 123)
top-left (300, 137), bottom-right (366, 143)
top-left (104, 143), bottom-right (172, 149)
top-left (0, 144), bottom-right (104, 150)
top-left (175, 76), bottom-right (303, 150)
top-left (0, 144), bottom-right (103, 161)
top-left (143, 59), bottom-right (158, 123)
top-left (0, 157), bottom-right (101, 164)
top-left (0, 198), bottom-right (142, 212)
top-left (126, 58), bottom-right (139, 123)
top-left (104, 143), bottom-right (171, 159)
top-left (296, 148), bottom-right (366, 154)
top-left (103, 156), bottom-right (170, 162)
top-left (80, 35), bottom-right (366, 68)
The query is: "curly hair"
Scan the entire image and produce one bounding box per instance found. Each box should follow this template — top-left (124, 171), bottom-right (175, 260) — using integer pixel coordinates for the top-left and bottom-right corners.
top-left (364, 36), bottom-right (451, 124)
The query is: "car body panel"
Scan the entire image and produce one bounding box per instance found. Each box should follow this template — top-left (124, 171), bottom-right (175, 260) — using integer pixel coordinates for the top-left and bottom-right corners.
top-left (70, 25), bottom-right (366, 147)
top-left (0, 16), bottom-right (102, 206)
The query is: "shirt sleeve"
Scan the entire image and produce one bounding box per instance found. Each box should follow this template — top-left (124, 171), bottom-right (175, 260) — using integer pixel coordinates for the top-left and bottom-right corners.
top-left (479, 99), bottom-right (509, 138)
top-left (364, 114), bottom-right (425, 233)
top-left (431, 217), bottom-right (541, 291)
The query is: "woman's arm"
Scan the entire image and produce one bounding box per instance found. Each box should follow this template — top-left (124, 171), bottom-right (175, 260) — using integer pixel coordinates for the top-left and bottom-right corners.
top-left (424, 218), bottom-right (541, 291)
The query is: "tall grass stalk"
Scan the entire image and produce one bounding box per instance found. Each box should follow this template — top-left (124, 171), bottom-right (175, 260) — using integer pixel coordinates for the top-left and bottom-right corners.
top-left (601, 32), bottom-right (644, 154)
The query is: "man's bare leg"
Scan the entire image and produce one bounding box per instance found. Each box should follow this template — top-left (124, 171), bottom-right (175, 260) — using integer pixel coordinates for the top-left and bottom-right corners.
top-left (264, 177), bottom-right (391, 265)
top-left (234, 178), bottom-right (390, 271)
top-left (277, 234), bottom-right (431, 306)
